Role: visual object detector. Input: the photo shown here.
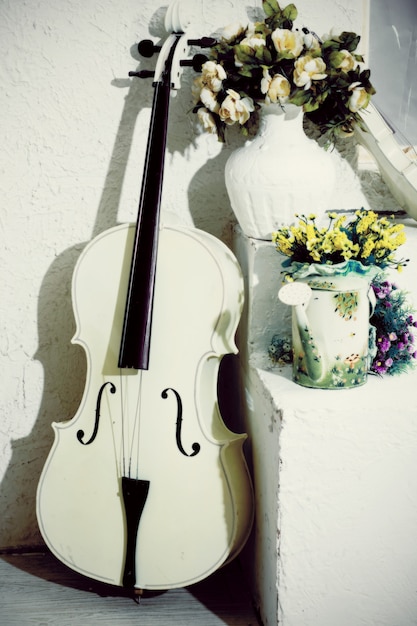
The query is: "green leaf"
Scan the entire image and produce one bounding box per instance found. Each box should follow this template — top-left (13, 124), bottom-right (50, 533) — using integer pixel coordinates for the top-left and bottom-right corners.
top-left (288, 90), bottom-right (310, 106)
top-left (263, 0), bottom-right (280, 18)
top-left (256, 46), bottom-right (272, 64)
top-left (238, 67), bottom-right (254, 78)
top-left (282, 3), bottom-right (298, 22)
top-left (234, 44), bottom-right (256, 64)
top-left (328, 50), bottom-right (346, 69)
top-left (360, 68), bottom-right (371, 82)
top-left (276, 50), bottom-right (297, 61)
top-left (254, 22), bottom-right (270, 37)
top-left (322, 39), bottom-right (339, 53)
top-left (340, 31), bottom-right (361, 52)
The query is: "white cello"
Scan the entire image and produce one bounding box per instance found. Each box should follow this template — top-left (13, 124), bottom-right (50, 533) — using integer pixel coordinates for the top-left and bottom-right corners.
top-left (36, 8), bottom-right (253, 592)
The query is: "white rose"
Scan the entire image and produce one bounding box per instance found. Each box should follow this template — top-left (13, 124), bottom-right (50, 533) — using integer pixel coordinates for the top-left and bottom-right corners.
top-left (221, 22), bottom-right (247, 42)
top-left (197, 107), bottom-right (217, 134)
top-left (303, 32), bottom-right (321, 51)
top-left (271, 28), bottom-right (304, 57)
top-left (240, 34), bottom-right (266, 50)
top-left (200, 61), bottom-right (227, 93)
top-left (293, 55), bottom-right (327, 89)
top-left (348, 82), bottom-right (370, 112)
top-left (219, 89), bottom-right (255, 126)
top-left (260, 69), bottom-right (272, 96)
top-left (332, 49), bottom-right (356, 71)
top-left (199, 86), bottom-right (220, 113)
top-left (261, 69), bottom-right (290, 104)
top-left (321, 28), bottom-right (343, 41)
top-left (234, 33), bottom-right (266, 67)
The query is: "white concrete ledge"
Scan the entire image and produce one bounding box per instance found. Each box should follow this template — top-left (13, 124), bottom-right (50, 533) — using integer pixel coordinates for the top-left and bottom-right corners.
top-left (233, 222), bottom-right (417, 626)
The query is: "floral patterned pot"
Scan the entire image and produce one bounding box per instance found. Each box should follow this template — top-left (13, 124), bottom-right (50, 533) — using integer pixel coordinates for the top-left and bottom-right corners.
top-left (280, 273), bottom-right (376, 389)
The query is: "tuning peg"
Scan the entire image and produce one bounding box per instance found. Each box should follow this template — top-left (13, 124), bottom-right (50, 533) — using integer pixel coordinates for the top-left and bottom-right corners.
top-left (137, 39), bottom-right (161, 58)
top-left (129, 70), bottom-right (155, 79)
top-left (187, 37), bottom-right (217, 48)
top-left (180, 54), bottom-right (209, 72)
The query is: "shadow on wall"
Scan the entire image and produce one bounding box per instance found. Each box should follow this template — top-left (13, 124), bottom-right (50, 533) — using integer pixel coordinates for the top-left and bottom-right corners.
top-left (0, 39), bottom-right (151, 550)
top-left (0, 6), bottom-right (239, 551)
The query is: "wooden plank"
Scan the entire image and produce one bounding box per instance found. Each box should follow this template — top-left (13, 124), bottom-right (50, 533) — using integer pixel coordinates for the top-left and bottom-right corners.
top-left (0, 552), bottom-right (259, 626)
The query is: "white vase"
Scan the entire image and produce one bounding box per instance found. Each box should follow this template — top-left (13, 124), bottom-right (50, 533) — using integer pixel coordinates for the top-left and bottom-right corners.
top-left (225, 104), bottom-right (337, 240)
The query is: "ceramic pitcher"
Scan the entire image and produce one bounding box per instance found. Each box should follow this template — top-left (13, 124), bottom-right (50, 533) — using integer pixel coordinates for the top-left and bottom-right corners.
top-left (279, 273), bottom-right (376, 389)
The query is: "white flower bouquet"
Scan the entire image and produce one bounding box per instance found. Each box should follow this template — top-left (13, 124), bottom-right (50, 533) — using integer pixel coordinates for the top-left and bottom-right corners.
top-left (192, 0), bottom-right (375, 141)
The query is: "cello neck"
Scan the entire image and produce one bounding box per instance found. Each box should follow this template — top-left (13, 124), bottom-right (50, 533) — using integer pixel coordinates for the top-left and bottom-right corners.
top-left (118, 34), bottom-right (182, 370)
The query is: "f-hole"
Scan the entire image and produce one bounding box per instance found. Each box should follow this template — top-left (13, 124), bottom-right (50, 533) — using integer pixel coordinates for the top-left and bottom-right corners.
top-left (161, 387), bottom-right (201, 457)
top-left (77, 381), bottom-right (116, 445)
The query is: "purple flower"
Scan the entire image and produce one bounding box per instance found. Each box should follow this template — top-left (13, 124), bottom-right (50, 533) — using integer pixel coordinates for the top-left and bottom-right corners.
top-left (373, 360), bottom-right (388, 374)
top-left (378, 336), bottom-right (391, 352)
top-left (373, 283), bottom-right (392, 299)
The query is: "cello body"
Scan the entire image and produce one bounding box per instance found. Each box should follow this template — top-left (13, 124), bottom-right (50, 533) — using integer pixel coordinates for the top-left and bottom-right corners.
top-left (36, 222), bottom-right (253, 589)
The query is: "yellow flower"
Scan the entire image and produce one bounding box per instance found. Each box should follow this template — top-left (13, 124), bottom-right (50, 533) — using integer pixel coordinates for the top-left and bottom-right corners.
top-left (305, 223), bottom-right (317, 242)
top-left (361, 238), bottom-right (375, 258)
top-left (290, 225), bottom-right (305, 244)
top-left (272, 210), bottom-right (405, 270)
top-left (355, 210), bottom-right (377, 233)
top-left (334, 215), bottom-right (347, 230)
top-left (310, 249), bottom-right (322, 262)
top-left (330, 230), bottom-right (350, 250)
top-left (272, 230), bottom-right (295, 257)
top-left (342, 243), bottom-right (360, 259)
top-left (394, 231), bottom-right (406, 247)
top-left (321, 235), bottom-right (334, 254)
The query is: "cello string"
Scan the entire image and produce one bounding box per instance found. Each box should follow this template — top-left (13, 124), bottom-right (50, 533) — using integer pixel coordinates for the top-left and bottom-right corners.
top-left (101, 374), bottom-right (124, 480)
top-left (118, 371), bottom-right (127, 478)
top-left (118, 369), bottom-right (144, 479)
top-left (128, 371), bottom-right (143, 480)
top-left (132, 371), bottom-right (144, 480)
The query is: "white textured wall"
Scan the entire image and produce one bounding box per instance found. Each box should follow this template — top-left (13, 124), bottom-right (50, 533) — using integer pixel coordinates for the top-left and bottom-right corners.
top-left (0, 0), bottom-right (368, 555)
